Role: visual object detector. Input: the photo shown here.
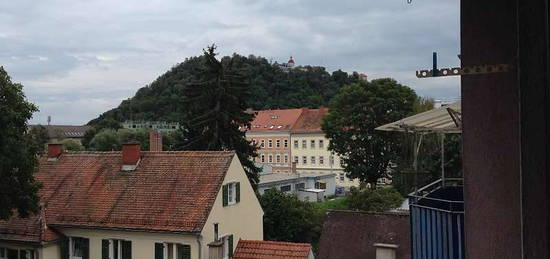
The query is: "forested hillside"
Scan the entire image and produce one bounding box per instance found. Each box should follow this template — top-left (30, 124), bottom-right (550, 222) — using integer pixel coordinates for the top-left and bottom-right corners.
top-left (88, 54), bottom-right (363, 126)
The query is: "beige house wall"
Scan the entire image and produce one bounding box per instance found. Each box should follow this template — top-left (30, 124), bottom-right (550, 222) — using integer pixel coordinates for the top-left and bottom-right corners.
top-left (59, 228), bottom-right (200, 259)
top-left (200, 155), bottom-right (264, 256)
top-left (246, 132), bottom-right (292, 173)
top-left (290, 133), bottom-right (359, 189)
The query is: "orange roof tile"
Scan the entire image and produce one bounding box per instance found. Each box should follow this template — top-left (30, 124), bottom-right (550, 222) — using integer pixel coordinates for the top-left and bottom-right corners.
top-left (234, 240), bottom-right (312, 259)
top-left (291, 108), bottom-right (329, 133)
top-left (248, 109), bottom-right (304, 132)
top-left (0, 151), bottom-right (235, 242)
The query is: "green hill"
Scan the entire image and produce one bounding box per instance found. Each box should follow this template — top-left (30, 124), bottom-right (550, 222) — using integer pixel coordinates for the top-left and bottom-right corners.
top-left (88, 53), bottom-right (363, 126)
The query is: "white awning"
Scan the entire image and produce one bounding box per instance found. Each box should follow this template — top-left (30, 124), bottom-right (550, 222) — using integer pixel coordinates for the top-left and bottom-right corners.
top-left (376, 101), bottom-right (462, 133)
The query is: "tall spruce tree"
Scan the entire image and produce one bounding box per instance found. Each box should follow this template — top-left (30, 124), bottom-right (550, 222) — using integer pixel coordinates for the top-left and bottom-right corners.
top-left (0, 67), bottom-right (41, 220)
top-left (176, 45), bottom-right (260, 189)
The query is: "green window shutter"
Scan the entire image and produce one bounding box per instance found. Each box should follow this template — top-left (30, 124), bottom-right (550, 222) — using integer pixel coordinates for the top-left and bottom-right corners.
top-left (155, 243), bottom-right (164, 259)
top-left (177, 244), bottom-right (191, 259)
top-left (228, 235), bottom-right (234, 258)
top-left (235, 182), bottom-right (240, 203)
top-left (82, 238), bottom-right (90, 259)
top-left (222, 184), bottom-right (228, 206)
top-left (59, 236), bottom-right (70, 259)
top-left (19, 250), bottom-right (26, 259)
top-left (122, 240), bottom-right (132, 259)
top-left (102, 240), bottom-right (109, 259)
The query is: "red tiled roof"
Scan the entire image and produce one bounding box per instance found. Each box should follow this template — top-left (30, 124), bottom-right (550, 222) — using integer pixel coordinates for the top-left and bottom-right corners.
top-left (0, 151), bottom-right (235, 242)
top-left (234, 240), bottom-right (312, 259)
top-left (291, 108), bottom-right (329, 133)
top-left (248, 109), bottom-right (304, 132)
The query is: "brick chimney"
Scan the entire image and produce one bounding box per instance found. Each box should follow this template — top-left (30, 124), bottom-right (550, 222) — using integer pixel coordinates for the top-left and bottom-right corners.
top-left (47, 143), bottom-right (63, 160)
top-left (149, 130), bottom-right (162, 152)
top-left (122, 142), bottom-right (140, 171)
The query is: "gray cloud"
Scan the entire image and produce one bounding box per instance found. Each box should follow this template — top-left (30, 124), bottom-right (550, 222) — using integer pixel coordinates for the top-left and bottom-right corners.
top-left (0, 0), bottom-right (460, 125)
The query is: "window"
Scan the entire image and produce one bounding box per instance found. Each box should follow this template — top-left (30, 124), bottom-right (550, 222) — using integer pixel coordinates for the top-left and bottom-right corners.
top-left (294, 140), bottom-right (299, 148)
top-left (154, 242), bottom-right (191, 259)
top-left (330, 155), bottom-right (335, 165)
top-left (311, 156), bottom-right (316, 164)
top-left (319, 156), bottom-right (324, 165)
top-left (223, 182), bottom-right (240, 206)
top-left (280, 185), bottom-right (291, 192)
top-left (315, 182), bottom-right (327, 189)
top-left (260, 154), bottom-right (265, 163)
top-left (260, 140), bottom-right (265, 148)
top-left (284, 154), bottom-right (289, 164)
top-left (284, 139), bottom-right (289, 148)
top-left (67, 237), bottom-right (89, 259)
top-left (302, 140), bottom-right (307, 149)
top-left (319, 140), bottom-right (324, 148)
top-left (102, 239), bottom-right (131, 259)
top-left (221, 235), bottom-right (234, 259)
top-left (268, 154), bottom-right (273, 163)
top-left (1, 248), bottom-right (34, 259)
top-left (295, 183), bottom-right (305, 190)
top-left (340, 173), bottom-right (345, 181)
top-left (276, 139), bottom-right (281, 148)
top-left (276, 154), bottom-right (281, 163)
top-left (311, 140), bottom-right (316, 148)
top-left (268, 139), bottom-right (273, 148)
top-left (294, 156), bottom-right (299, 164)
top-left (302, 156), bottom-right (307, 164)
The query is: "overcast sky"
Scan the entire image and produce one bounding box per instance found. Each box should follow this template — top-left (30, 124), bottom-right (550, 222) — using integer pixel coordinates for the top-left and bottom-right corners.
top-left (1, 0), bottom-right (460, 125)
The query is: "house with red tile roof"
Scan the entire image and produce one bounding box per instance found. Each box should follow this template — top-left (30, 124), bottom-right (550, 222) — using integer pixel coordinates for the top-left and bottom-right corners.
top-left (246, 109), bottom-right (304, 174)
top-left (233, 240), bottom-right (314, 259)
top-left (0, 143), bottom-right (263, 259)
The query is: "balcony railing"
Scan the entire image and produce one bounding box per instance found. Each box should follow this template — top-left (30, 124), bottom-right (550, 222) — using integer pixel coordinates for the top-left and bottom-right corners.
top-left (410, 178), bottom-right (464, 259)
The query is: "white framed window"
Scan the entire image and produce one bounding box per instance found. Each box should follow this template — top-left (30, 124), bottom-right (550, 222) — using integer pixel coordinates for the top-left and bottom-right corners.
top-left (223, 182), bottom-right (240, 207)
top-left (284, 139), bottom-right (289, 148)
top-left (260, 140), bottom-right (265, 148)
top-left (268, 139), bottom-right (273, 148)
top-left (228, 183), bottom-right (236, 205)
top-left (294, 140), bottom-right (299, 148)
top-left (281, 185), bottom-right (291, 192)
top-left (319, 156), bottom-right (324, 165)
top-left (302, 156), bottom-right (307, 164)
top-left (220, 234), bottom-right (234, 259)
top-left (69, 237), bottom-right (87, 259)
top-left (276, 139), bottom-right (281, 148)
top-left (276, 154), bottom-right (281, 163)
top-left (330, 155), bottom-right (335, 165)
top-left (268, 154), bottom-right (273, 163)
top-left (319, 140), bottom-right (324, 148)
top-left (294, 156), bottom-right (299, 164)
top-left (261, 154), bottom-right (265, 163)
top-left (155, 242), bottom-right (191, 259)
top-left (311, 156), bottom-right (316, 164)
top-left (311, 140), bottom-right (316, 148)
top-left (104, 239), bottom-right (131, 259)
top-left (284, 154), bottom-right (289, 164)
top-left (302, 140), bottom-right (307, 149)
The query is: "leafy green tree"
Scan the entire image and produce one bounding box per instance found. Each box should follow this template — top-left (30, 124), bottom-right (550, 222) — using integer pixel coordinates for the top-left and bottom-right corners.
top-left (322, 79), bottom-right (417, 187)
top-left (347, 187), bottom-right (404, 212)
top-left (28, 125), bottom-right (49, 153)
top-left (0, 67), bottom-right (41, 220)
top-left (175, 45), bottom-right (260, 188)
top-left (260, 190), bottom-right (321, 243)
top-left (60, 139), bottom-right (84, 151)
top-left (88, 129), bottom-right (150, 151)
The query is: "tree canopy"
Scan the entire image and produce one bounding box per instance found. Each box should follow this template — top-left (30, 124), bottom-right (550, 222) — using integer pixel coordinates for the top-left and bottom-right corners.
top-left (322, 79), bottom-right (417, 187)
top-left (174, 45), bottom-right (260, 188)
top-left (0, 67), bottom-right (41, 220)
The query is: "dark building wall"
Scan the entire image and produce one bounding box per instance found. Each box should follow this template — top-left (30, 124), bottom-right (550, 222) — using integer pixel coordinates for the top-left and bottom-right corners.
top-left (317, 211), bottom-right (410, 259)
top-left (461, 0), bottom-right (550, 258)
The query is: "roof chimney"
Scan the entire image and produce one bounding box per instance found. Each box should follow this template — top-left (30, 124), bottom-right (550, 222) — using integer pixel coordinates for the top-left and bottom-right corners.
top-left (122, 142), bottom-right (140, 171)
top-left (149, 131), bottom-right (162, 152)
top-left (47, 143), bottom-right (63, 160)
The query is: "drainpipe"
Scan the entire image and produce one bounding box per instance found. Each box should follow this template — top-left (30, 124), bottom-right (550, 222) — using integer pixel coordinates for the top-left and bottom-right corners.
top-left (196, 234), bottom-right (202, 259)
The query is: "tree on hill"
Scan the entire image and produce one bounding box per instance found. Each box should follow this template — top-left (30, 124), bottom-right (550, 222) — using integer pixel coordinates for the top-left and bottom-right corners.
top-left (175, 45), bottom-right (261, 188)
top-left (0, 67), bottom-right (41, 220)
top-left (322, 78), bottom-right (417, 187)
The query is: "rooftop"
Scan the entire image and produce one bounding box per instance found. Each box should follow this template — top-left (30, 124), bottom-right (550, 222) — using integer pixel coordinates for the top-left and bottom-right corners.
top-left (0, 150), bottom-right (235, 243)
top-left (247, 109), bottom-right (304, 132)
top-left (234, 240), bottom-right (312, 259)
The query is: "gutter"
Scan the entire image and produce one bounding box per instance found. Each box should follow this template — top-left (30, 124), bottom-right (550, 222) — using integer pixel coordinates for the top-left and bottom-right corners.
top-left (48, 224), bottom-right (200, 235)
top-left (196, 234), bottom-right (202, 259)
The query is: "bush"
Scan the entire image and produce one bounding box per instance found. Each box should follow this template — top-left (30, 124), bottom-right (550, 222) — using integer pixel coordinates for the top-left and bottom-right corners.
top-left (60, 139), bottom-right (84, 151)
top-left (347, 187), bottom-right (404, 212)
